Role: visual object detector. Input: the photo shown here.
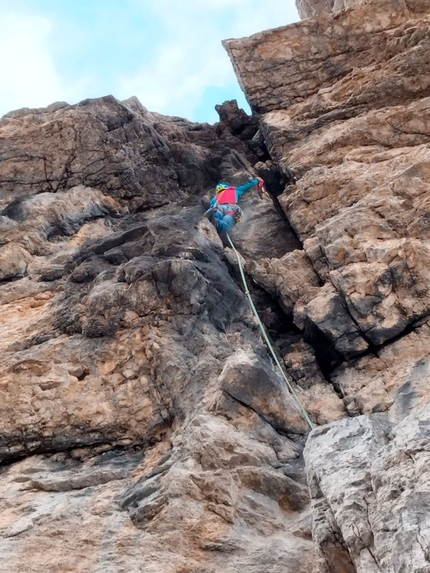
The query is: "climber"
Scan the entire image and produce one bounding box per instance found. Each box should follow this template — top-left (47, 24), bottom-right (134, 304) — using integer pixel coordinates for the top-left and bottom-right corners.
top-left (204, 177), bottom-right (266, 233)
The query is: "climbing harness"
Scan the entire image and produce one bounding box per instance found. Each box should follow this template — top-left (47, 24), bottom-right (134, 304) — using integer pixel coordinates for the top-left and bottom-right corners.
top-left (225, 204), bottom-right (243, 222)
top-left (226, 233), bottom-right (315, 431)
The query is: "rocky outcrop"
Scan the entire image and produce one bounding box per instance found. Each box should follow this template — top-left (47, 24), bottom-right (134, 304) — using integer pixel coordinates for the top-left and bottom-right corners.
top-left (225, 0), bottom-right (430, 417)
top-left (305, 404), bottom-right (430, 573)
top-left (223, 0), bottom-right (430, 569)
top-left (3, 0), bottom-right (430, 570)
top-left (296, 0), bottom-right (370, 19)
top-left (0, 95), bottom-right (325, 572)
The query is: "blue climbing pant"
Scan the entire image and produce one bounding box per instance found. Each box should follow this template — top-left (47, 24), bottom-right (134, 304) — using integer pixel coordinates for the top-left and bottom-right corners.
top-left (212, 205), bottom-right (238, 233)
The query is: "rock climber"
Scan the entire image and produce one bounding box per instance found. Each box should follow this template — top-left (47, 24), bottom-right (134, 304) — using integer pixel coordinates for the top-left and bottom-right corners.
top-left (204, 177), bottom-right (266, 233)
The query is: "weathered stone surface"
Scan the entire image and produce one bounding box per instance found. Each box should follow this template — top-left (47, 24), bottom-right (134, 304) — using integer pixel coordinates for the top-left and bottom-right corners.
top-left (0, 96), bottom-right (179, 212)
top-left (0, 94), bottom-right (264, 214)
top-left (218, 350), bottom-right (308, 434)
top-left (0, 411), bottom-right (315, 573)
top-left (226, 0), bottom-right (430, 411)
top-left (331, 319), bottom-right (430, 418)
top-left (1, 199), bottom-right (300, 457)
top-left (296, 0), bottom-right (370, 19)
top-left (4, 0), bottom-right (430, 568)
top-left (0, 94), bottom-right (320, 572)
top-left (305, 403), bottom-right (430, 573)
top-left (225, 1), bottom-right (430, 115)
top-left (221, 4), bottom-right (430, 570)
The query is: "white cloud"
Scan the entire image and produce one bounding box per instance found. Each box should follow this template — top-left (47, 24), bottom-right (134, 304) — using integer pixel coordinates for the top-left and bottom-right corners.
top-left (0, 9), bottom-right (89, 117)
top-left (118, 36), bottom-right (233, 119)
top-left (118, 0), bottom-right (299, 119)
top-left (0, 1), bottom-right (299, 121)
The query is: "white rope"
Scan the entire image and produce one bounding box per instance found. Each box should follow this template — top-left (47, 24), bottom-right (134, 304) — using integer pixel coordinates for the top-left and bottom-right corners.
top-left (226, 233), bottom-right (315, 431)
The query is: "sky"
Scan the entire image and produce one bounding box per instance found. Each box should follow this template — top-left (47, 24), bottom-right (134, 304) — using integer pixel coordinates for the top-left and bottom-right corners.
top-left (0, 0), bottom-right (299, 123)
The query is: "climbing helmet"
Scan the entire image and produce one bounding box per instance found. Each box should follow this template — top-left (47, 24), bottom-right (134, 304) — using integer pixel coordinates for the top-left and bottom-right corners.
top-left (216, 182), bottom-right (230, 194)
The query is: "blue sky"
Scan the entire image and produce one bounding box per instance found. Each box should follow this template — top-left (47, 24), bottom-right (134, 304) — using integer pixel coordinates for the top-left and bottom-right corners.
top-left (0, 0), bottom-right (299, 123)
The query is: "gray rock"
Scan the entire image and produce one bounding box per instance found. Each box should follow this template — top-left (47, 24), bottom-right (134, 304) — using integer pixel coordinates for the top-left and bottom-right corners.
top-left (305, 405), bottom-right (430, 572)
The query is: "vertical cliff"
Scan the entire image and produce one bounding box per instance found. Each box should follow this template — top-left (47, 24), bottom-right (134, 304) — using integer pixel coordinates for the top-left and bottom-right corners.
top-left (224, 0), bottom-right (430, 570)
top-left (0, 96), bottom-right (318, 572)
top-left (2, 0), bottom-right (430, 571)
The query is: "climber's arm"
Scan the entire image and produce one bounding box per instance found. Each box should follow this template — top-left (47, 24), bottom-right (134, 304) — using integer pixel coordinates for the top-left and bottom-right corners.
top-left (236, 177), bottom-right (264, 198)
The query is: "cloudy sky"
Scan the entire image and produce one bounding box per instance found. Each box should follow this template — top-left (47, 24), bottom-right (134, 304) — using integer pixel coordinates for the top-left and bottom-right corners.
top-left (0, 0), bottom-right (299, 123)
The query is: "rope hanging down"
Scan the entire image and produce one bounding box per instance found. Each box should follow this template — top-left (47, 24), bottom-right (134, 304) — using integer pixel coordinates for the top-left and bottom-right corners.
top-left (226, 233), bottom-right (315, 431)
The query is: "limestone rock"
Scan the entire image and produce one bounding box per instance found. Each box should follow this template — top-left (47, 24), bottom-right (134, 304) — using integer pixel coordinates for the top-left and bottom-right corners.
top-left (305, 404), bottom-right (430, 572)
top-left (222, 4), bottom-right (430, 569)
top-left (218, 350), bottom-right (308, 434)
top-left (296, 0), bottom-right (370, 19)
top-left (0, 413), bottom-right (315, 573)
top-left (0, 95), bottom-right (318, 572)
top-left (225, 1), bottom-right (430, 115)
top-left (4, 0), bottom-right (430, 568)
top-left (225, 0), bottom-right (430, 415)
top-left (0, 96), bottom-right (178, 212)
top-left (331, 319), bottom-right (430, 418)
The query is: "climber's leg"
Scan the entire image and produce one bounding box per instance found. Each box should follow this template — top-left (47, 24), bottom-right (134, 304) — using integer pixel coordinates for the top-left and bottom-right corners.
top-left (214, 213), bottom-right (237, 233)
top-left (212, 209), bottom-right (224, 226)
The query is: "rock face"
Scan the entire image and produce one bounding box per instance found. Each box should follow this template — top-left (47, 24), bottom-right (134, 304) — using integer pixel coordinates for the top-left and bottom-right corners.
top-left (0, 96), bottom-right (320, 573)
top-left (296, 0), bottom-right (369, 19)
top-left (305, 405), bottom-right (430, 573)
top-left (225, 0), bottom-right (430, 419)
top-left (2, 0), bottom-right (430, 571)
top-left (224, 0), bottom-right (430, 570)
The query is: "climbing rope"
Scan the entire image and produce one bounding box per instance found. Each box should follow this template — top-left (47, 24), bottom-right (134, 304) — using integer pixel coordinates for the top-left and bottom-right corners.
top-left (226, 233), bottom-right (315, 431)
